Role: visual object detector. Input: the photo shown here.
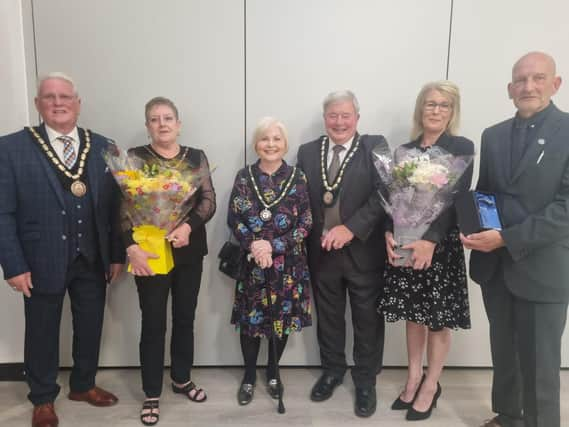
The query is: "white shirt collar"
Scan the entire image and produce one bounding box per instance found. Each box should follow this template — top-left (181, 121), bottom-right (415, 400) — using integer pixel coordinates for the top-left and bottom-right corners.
top-left (45, 124), bottom-right (79, 144)
top-left (327, 135), bottom-right (354, 155)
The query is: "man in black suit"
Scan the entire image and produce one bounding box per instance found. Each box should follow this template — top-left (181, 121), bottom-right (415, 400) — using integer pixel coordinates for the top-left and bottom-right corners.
top-left (0, 72), bottom-right (125, 427)
top-left (462, 52), bottom-right (569, 427)
top-left (297, 90), bottom-right (388, 417)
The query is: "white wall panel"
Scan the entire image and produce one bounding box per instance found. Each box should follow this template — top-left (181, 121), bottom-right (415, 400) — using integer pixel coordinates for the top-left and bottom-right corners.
top-left (2, 0), bottom-right (567, 368)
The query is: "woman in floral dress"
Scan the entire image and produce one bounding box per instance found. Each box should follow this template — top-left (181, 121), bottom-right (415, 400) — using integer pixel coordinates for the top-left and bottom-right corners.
top-left (227, 117), bottom-right (312, 405)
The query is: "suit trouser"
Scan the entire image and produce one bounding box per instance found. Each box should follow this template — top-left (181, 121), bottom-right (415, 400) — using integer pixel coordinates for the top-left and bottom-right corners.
top-left (481, 273), bottom-right (567, 427)
top-left (24, 255), bottom-right (106, 405)
top-left (134, 258), bottom-right (203, 398)
top-left (312, 248), bottom-right (384, 388)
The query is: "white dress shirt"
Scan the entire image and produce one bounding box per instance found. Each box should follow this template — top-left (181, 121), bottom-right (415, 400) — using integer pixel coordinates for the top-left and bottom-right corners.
top-left (45, 125), bottom-right (80, 168)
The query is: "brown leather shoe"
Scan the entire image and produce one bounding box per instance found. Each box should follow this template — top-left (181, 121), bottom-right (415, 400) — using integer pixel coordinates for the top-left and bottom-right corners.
top-left (68, 386), bottom-right (118, 407)
top-left (32, 403), bottom-right (58, 427)
top-left (480, 416), bottom-right (502, 427)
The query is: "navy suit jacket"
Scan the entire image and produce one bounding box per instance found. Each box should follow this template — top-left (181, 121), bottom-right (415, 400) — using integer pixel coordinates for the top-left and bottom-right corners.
top-left (297, 134), bottom-right (388, 273)
top-left (0, 124), bottom-right (125, 294)
top-left (469, 104), bottom-right (569, 303)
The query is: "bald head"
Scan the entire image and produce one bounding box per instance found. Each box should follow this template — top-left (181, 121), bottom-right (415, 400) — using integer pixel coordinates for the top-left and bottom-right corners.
top-left (512, 51), bottom-right (556, 79)
top-left (508, 51), bottom-right (562, 118)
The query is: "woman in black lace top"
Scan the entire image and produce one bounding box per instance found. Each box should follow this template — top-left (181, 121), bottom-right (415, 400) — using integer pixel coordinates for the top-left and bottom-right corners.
top-left (124, 97), bottom-right (216, 426)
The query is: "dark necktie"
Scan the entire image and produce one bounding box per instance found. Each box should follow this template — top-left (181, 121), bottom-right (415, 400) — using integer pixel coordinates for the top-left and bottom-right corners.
top-left (57, 135), bottom-right (76, 168)
top-left (328, 144), bottom-right (345, 182)
top-left (323, 144), bottom-right (345, 233)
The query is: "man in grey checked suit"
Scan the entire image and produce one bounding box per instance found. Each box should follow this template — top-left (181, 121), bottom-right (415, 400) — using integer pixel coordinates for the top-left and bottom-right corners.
top-left (462, 52), bottom-right (569, 427)
top-left (0, 72), bottom-right (124, 427)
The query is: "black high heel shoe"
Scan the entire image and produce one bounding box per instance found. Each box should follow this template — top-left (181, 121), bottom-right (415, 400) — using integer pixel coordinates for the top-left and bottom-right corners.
top-left (405, 381), bottom-right (441, 421)
top-left (391, 374), bottom-right (425, 410)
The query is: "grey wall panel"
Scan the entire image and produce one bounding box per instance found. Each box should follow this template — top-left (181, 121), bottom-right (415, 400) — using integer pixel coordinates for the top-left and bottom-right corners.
top-left (31, 0), bottom-right (245, 366)
top-left (449, 0), bottom-right (569, 366)
top-left (246, 0), bottom-right (453, 366)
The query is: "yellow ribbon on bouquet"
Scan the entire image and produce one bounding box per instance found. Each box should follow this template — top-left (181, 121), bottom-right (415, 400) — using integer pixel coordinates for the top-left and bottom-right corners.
top-left (129, 225), bottom-right (174, 275)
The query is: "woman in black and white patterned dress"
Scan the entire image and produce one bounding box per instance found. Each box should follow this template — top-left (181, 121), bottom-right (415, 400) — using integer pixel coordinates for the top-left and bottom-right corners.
top-left (378, 81), bottom-right (474, 421)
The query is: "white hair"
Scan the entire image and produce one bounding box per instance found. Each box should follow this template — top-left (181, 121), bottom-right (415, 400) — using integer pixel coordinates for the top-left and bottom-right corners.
top-left (37, 72), bottom-right (79, 96)
top-left (322, 89), bottom-right (360, 114)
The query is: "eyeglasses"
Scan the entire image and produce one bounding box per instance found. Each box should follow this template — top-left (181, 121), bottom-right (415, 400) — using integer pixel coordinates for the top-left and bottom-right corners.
top-left (424, 101), bottom-right (452, 112)
top-left (39, 94), bottom-right (77, 104)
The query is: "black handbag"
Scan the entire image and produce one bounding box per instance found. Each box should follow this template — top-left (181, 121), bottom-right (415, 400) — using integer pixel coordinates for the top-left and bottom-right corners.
top-left (218, 240), bottom-right (247, 281)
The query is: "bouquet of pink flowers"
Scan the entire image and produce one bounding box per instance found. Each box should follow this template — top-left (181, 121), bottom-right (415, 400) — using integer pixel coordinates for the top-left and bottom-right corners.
top-left (373, 144), bottom-right (473, 266)
top-left (103, 145), bottom-right (209, 273)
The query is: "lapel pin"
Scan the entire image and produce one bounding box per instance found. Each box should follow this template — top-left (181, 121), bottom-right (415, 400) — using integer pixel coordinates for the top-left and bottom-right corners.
top-left (537, 138), bottom-right (545, 145)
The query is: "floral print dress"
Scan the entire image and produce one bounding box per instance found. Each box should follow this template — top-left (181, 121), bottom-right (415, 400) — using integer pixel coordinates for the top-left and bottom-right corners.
top-left (228, 161), bottom-right (312, 338)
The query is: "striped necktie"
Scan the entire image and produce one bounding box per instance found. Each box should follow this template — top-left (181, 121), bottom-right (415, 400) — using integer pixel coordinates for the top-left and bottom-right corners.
top-left (57, 135), bottom-right (76, 168)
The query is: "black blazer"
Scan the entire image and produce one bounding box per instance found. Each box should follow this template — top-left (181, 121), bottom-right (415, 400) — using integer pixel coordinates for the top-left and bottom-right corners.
top-left (0, 124), bottom-right (125, 294)
top-left (470, 104), bottom-right (569, 303)
top-left (297, 133), bottom-right (388, 273)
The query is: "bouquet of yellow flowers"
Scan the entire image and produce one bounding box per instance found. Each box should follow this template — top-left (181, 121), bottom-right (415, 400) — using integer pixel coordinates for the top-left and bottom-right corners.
top-left (104, 145), bottom-right (208, 274)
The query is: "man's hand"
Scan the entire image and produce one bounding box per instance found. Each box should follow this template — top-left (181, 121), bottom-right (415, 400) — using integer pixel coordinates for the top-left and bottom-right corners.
top-left (127, 244), bottom-right (159, 276)
top-left (460, 230), bottom-right (505, 252)
top-left (166, 223), bottom-right (192, 248)
top-left (107, 263), bottom-right (124, 284)
top-left (7, 272), bottom-right (33, 298)
top-left (321, 225), bottom-right (354, 251)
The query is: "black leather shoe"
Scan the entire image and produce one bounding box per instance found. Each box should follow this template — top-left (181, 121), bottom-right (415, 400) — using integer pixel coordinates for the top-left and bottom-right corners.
top-left (406, 382), bottom-right (441, 421)
top-left (266, 379), bottom-right (283, 400)
top-left (237, 383), bottom-right (254, 406)
top-left (310, 374), bottom-right (342, 402)
top-left (355, 386), bottom-right (377, 417)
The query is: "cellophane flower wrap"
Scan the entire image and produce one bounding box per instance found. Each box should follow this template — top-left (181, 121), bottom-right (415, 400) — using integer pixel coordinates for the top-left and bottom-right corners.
top-left (373, 144), bottom-right (473, 266)
top-left (103, 145), bottom-right (209, 274)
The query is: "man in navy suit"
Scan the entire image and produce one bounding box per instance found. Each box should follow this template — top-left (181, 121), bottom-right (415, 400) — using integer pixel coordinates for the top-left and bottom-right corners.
top-left (297, 90), bottom-right (387, 417)
top-left (462, 52), bottom-right (569, 427)
top-left (0, 72), bottom-right (125, 427)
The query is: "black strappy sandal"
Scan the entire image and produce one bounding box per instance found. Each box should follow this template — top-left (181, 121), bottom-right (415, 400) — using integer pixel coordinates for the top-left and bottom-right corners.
top-left (140, 399), bottom-right (159, 426)
top-left (172, 381), bottom-right (207, 402)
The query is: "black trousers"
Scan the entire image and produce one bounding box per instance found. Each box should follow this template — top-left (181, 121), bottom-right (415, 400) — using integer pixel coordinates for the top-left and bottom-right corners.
top-left (134, 257), bottom-right (203, 398)
top-left (24, 255), bottom-right (106, 405)
top-left (482, 273), bottom-right (568, 427)
top-left (312, 248), bottom-right (385, 388)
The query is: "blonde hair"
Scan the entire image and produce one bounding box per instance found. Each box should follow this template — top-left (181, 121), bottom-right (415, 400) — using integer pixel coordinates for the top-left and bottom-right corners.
top-left (251, 117), bottom-right (289, 154)
top-left (411, 80), bottom-right (461, 140)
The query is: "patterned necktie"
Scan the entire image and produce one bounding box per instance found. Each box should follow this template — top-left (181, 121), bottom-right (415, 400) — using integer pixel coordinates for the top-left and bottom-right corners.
top-left (57, 135), bottom-right (76, 168)
top-left (328, 144), bottom-right (345, 182)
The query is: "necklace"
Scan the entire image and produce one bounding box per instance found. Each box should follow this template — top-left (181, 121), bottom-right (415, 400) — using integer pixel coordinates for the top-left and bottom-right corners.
top-left (28, 126), bottom-right (91, 197)
top-left (144, 145), bottom-right (189, 169)
top-left (248, 165), bottom-right (296, 222)
top-left (320, 135), bottom-right (360, 206)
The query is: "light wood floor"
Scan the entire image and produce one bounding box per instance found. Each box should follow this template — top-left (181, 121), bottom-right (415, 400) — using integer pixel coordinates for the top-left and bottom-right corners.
top-left (1, 368), bottom-right (567, 426)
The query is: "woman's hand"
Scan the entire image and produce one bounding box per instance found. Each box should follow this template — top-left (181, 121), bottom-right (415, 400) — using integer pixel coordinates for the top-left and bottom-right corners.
top-left (385, 231), bottom-right (401, 266)
top-left (250, 240), bottom-right (273, 269)
top-left (127, 244), bottom-right (159, 276)
top-left (166, 223), bottom-right (192, 248)
top-left (401, 239), bottom-right (436, 270)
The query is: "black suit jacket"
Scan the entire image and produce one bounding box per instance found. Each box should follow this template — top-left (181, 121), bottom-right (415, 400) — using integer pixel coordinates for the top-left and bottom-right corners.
top-left (469, 104), bottom-right (569, 303)
top-left (0, 124), bottom-right (125, 294)
top-left (297, 133), bottom-right (388, 273)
